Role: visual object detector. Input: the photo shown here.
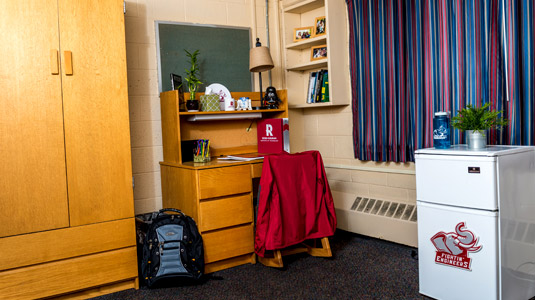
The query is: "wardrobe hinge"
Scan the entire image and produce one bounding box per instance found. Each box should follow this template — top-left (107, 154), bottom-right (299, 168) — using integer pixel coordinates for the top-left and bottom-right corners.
top-left (132, 176), bottom-right (135, 189)
top-left (123, 1), bottom-right (126, 14)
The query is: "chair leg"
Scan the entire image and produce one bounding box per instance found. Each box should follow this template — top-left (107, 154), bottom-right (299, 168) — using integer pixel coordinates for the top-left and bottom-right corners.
top-left (306, 237), bottom-right (332, 257)
top-left (258, 250), bottom-right (284, 268)
top-left (258, 237), bottom-right (332, 268)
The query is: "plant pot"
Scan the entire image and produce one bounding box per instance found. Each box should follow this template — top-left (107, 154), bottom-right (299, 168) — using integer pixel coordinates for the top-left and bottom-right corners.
top-left (186, 100), bottom-right (199, 112)
top-left (466, 130), bottom-right (487, 149)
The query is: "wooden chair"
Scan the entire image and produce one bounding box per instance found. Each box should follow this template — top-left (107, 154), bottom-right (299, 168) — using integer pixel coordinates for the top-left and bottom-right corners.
top-left (258, 237), bottom-right (332, 268)
top-left (254, 151), bottom-right (336, 268)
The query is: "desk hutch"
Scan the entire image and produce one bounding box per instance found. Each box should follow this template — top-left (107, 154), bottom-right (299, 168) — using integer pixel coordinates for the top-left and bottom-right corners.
top-left (159, 90), bottom-right (288, 273)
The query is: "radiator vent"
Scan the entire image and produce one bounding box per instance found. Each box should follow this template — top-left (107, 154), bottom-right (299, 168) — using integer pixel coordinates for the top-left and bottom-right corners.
top-left (336, 196), bottom-right (418, 247)
top-left (350, 197), bottom-right (417, 222)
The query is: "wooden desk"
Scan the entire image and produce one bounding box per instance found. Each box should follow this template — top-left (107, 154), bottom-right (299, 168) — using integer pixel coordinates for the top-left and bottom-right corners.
top-left (159, 90), bottom-right (287, 272)
top-left (161, 159), bottom-right (262, 273)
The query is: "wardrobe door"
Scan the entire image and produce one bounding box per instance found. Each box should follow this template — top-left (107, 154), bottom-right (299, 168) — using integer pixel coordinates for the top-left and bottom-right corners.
top-left (0, 0), bottom-right (69, 237)
top-left (58, 0), bottom-right (134, 226)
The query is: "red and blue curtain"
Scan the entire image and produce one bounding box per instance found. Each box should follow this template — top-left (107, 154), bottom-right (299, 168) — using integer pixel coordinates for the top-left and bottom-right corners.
top-left (347, 0), bottom-right (535, 162)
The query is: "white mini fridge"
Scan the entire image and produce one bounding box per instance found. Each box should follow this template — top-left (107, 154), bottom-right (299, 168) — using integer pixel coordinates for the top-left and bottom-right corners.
top-left (415, 145), bottom-right (535, 300)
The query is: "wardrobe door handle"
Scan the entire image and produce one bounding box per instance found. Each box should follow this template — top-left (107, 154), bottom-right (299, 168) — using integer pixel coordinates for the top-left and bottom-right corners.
top-left (64, 51), bottom-right (73, 75)
top-left (50, 50), bottom-right (59, 75)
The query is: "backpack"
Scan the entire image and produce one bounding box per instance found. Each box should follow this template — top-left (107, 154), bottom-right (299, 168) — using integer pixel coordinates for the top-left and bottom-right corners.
top-left (136, 208), bottom-right (204, 287)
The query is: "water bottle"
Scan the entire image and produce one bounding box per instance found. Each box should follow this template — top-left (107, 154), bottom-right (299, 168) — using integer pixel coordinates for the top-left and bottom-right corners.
top-left (433, 112), bottom-right (450, 149)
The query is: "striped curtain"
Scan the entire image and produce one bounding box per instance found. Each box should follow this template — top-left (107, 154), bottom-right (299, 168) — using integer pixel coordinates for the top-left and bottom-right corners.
top-left (347, 0), bottom-right (535, 162)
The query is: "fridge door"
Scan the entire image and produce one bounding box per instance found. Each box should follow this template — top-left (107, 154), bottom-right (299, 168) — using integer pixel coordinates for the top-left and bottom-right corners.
top-left (418, 201), bottom-right (499, 300)
top-left (415, 154), bottom-right (497, 210)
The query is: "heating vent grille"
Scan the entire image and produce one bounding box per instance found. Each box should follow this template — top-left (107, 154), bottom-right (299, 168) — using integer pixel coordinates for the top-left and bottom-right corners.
top-left (350, 197), bottom-right (417, 222)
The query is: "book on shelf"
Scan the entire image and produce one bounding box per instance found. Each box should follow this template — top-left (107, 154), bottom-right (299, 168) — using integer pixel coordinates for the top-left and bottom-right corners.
top-left (315, 70), bottom-right (325, 103)
top-left (321, 70), bottom-right (329, 102)
top-left (306, 69), bottom-right (328, 104)
top-left (306, 71), bottom-right (318, 104)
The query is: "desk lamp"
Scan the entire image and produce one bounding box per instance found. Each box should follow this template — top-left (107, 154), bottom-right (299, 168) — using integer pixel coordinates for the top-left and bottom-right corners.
top-left (249, 38), bottom-right (274, 105)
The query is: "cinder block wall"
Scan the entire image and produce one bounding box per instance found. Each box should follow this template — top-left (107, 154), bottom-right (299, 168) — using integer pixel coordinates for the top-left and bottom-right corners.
top-left (295, 105), bottom-right (417, 246)
top-left (124, 0), bottom-right (284, 213)
top-left (125, 0), bottom-right (417, 245)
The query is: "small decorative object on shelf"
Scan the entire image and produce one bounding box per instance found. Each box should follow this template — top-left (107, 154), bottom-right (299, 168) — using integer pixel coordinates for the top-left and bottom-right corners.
top-left (263, 87), bottom-right (281, 109)
top-left (184, 49), bottom-right (202, 111)
top-left (186, 99), bottom-right (199, 112)
top-left (224, 97), bottom-right (235, 111)
top-left (314, 16), bottom-right (326, 37)
top-left (310, 44), bottom-right (327, 61)
top-left (451, 103), bottom-right (509, 149)
top-left (237, 97), bottom-right (252, 111)
top-left (200, 94), bottom-right (220, 112)
top-left (293, 26), bottom-right (313, 42)
top-left (193, 139), bottom-right (210, 163)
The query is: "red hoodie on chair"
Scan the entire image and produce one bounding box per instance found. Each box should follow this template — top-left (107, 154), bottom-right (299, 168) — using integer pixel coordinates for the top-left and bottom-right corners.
top-left (254, 150), bottom-right (337, 257)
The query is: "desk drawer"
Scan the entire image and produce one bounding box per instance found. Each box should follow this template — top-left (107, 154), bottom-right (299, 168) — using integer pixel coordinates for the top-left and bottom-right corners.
top-left (198, 165), bottom-right (251, 199)
top-left (203, 224), bottom-right (254, 263)
top-left (199, 194), bottom-right (253, 232)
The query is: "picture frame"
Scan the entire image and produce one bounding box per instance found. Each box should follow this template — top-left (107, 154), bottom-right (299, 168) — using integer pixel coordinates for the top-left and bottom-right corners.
top-left (293, 26), bottom-right (313, 42)
top-left (170, 73), bottom-right (186, 111)
top-left (314, 16), bottom-right (326, 37)
top-left (170, 73), bottom-right (183, 92)
top-left (310, 44), bottom-right (327, 61)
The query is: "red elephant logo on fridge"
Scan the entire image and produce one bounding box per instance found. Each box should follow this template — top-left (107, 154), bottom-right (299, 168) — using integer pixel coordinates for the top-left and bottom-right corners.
top-left (430, 222), bottom-right (482, 271)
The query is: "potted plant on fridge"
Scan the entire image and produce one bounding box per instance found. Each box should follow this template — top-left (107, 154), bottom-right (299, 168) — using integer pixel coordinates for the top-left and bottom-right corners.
top-left (451, 103), bottom-right (508, 149)
top-left (184, 49), bottom-right (202, 112)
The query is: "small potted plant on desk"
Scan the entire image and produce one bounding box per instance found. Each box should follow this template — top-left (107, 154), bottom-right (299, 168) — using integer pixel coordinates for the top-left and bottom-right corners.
top-left (184, 49), bottom-right (202, 112)
top-left (451, 103), bottom-right (508, 149)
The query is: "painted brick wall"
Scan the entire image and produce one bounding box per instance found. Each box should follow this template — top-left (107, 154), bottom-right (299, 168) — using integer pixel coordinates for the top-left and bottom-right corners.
top-left (124, 0), bottom-right (418, 247)
top-left (124, 0), bottom-right (283, 214)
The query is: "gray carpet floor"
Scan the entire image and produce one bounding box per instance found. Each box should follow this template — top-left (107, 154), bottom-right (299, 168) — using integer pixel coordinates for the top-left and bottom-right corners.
top-left (93, 230), bottom-right (424, 300)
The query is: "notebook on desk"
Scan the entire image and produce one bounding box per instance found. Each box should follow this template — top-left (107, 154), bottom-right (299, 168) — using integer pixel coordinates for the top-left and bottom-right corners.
top-left (218, 153), bottom-right (264, 162)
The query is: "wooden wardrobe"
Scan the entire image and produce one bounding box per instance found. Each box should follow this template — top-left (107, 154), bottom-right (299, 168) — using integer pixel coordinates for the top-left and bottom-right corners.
top-left (0, 0), bottom-right (138, 298)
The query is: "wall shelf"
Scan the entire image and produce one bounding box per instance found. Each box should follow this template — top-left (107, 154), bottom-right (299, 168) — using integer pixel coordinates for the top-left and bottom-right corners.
top-left (285, 35), bottom-right (327, 50)
top-left (284, 0), bottom-right (325, 14)
top-left (289, 102), bottom-right (349, 109)
top-left (286, 59), bottom-right (328, 72)
top-left (281, 0), bottom-right (350, 108)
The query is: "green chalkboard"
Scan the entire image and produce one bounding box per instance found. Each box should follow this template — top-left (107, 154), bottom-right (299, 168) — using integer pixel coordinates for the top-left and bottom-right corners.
top-left (157, 22), bottom-right (252, 93)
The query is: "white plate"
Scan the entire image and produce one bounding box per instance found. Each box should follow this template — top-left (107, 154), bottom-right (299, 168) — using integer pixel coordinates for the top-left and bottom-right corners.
top-left (207, 83), bottom-right (231, 102)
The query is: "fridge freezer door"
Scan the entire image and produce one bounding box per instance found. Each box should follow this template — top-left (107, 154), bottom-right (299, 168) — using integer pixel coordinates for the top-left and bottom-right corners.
top-left (415, 154), bottom-right (497, 210)
top-left (418, 201), bottom-right (499, 300)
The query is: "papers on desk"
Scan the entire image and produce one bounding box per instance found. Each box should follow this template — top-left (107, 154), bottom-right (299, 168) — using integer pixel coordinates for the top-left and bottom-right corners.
top-left (218, 154), bottom-right (264, 161)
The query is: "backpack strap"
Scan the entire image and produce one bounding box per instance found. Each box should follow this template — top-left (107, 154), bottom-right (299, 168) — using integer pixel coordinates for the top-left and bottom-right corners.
top-left (159, 208), bottom-right (185, 216)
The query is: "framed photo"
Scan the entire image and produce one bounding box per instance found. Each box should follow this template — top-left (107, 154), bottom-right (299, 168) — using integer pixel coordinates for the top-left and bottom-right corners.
top-left (293, 26), bottom-right (313, 42)
top-left (310, 44), bottom-right (327, 61)
top-left (314, 16), bottom-right (326, 37)
top-left (170, 73), bottom-right (183, 92)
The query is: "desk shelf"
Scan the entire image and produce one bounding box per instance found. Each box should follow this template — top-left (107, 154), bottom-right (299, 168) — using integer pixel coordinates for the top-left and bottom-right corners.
top-left (179, 108), bottom-right (285, 116)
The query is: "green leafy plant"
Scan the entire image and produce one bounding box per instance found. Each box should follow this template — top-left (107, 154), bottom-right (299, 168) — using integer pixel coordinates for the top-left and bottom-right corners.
top-left (451, 103), bottom-right (508, 133)
top-left (184, 49), bottom-right (202, 100)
